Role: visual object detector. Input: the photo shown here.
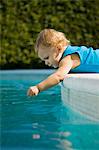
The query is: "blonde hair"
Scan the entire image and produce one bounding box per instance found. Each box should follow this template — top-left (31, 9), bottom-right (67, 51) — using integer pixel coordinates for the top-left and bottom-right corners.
top-left (35, 29), bottom-right (70, 53)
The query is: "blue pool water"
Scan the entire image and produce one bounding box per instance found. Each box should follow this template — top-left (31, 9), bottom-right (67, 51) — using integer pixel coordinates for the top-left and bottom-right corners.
top-left (0, 70), bottom-right (99, 150)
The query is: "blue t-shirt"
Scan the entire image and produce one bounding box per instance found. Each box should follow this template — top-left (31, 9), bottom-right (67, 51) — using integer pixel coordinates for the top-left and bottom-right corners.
top-left (61, 45), bottom-right (99, 73)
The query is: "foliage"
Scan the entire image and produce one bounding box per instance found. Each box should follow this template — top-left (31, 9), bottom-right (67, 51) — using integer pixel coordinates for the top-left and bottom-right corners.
top-left (1, 0), bottom-right (99, 69)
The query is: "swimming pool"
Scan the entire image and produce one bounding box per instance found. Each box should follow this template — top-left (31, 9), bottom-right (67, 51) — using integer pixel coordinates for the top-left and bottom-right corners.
top-left (1, 70), bottom-right (99, 150)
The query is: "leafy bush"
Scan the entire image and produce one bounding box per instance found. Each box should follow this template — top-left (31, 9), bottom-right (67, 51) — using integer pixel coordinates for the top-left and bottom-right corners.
top-left (1, 0), bottom-right (99, 69)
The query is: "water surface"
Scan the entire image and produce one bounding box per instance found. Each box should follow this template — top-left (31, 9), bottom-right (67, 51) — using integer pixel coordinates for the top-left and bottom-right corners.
top-left (1, 70), bottom-right (99, 150)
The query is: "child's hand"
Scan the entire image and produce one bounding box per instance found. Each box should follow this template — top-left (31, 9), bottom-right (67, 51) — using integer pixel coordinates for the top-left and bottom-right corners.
top-left (27, 86), bottom-right (39, 96)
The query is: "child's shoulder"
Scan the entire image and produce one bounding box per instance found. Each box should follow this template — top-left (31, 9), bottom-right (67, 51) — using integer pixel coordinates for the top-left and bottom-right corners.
top-left (59, 52), bottom-right (80, 70)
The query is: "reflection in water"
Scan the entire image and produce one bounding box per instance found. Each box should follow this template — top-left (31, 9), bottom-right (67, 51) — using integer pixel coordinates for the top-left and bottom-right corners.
top-left (31, 102), bottom-right (73, 150)
top-left (32, 134), bottom-right (40, 139)
top-left (31, 122), bottom-right (72, 150)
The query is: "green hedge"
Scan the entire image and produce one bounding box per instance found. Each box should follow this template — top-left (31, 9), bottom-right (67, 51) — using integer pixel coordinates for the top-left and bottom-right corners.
top-left (1, 0), bottom-right (99, 69)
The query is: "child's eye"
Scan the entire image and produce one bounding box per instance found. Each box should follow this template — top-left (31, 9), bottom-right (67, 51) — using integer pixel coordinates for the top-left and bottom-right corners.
top-left (44, 56), bottom-right (49, 60)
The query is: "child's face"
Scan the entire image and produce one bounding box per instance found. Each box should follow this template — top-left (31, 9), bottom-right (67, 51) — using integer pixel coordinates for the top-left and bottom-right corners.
top-left (38, 45), bottom-right (59, 68)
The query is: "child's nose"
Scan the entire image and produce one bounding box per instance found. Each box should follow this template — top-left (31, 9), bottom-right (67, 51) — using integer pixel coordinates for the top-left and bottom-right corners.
top-left (45, 61), bottom-right (48, 65)
top-left (45, 61), bottom-right (51, 66)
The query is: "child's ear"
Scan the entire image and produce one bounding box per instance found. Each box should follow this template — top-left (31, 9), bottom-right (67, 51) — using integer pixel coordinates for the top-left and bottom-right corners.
top-left (56, 44), bottom-right (62, 53)
top-left (54, 45), bottom-right (63, 61)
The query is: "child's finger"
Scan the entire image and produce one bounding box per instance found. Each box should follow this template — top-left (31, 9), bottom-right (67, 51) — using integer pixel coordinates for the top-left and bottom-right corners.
top-left (30, 89), bottom-right (34, 96)
top-left (27, 89), bottom-right (33, 96)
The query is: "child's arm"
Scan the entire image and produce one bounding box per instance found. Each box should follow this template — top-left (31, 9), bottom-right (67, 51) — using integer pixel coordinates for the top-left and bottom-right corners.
top-left (27, 55), bottom-right (73, 96)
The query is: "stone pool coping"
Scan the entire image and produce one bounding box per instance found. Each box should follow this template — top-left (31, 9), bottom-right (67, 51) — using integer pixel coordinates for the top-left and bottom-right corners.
top-left (61, 74), bottom-right (99, 122)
